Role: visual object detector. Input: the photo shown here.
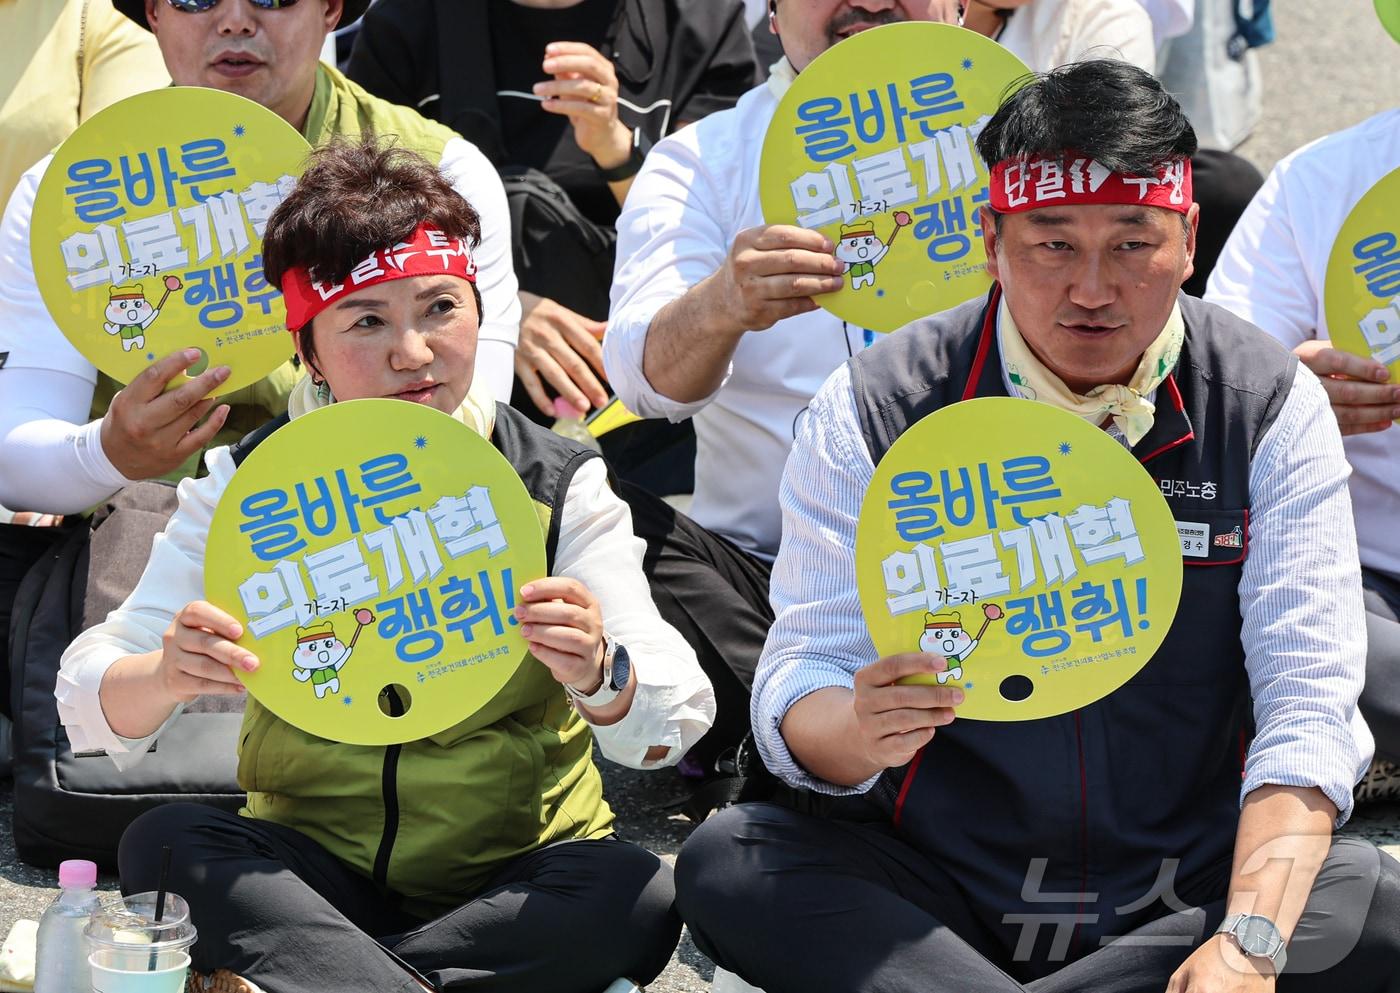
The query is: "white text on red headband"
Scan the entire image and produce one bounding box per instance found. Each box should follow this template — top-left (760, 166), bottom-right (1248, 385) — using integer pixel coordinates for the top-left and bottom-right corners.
top-left (988, 153), bottom-right (1193, 215)
top-left (281, 224), bottom-right (478, 331)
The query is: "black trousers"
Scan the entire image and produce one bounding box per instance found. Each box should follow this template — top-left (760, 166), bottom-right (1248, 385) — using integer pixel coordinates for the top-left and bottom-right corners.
top-left (677, 803), bottom-right (1400, 993)
top-left (619, 482), bottom-right (774, 772)
top-left (119, 804), bottom-right (680, 993)
top-left (1362, 566), bottom-right (1400, 764)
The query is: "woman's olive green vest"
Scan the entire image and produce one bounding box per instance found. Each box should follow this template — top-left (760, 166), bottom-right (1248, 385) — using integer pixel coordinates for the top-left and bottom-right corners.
top-left (230, 405), bottom-right (614, 918)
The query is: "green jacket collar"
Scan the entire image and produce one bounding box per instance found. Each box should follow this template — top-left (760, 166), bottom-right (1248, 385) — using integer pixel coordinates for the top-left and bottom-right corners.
top-left (302, 63), bottom-right (335, 146)
top-left (298, 63), bottom-right (453, 162)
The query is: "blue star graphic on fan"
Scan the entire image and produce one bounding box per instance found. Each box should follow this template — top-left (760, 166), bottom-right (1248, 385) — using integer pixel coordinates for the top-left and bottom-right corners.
top-left (233, 124), bottom-right (247, 138)
top-left (1058, 441), bottom-right (1072, 455)
top-left (961, 58), bottom-right (974, 70)
top-left (343, 696), bottom-right (353, 706)
top-left (414, 435), bottom-right (429, 449)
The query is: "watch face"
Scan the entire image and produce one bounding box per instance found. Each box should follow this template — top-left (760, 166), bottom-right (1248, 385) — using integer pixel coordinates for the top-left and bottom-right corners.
top-left (609, 644), bottom-right (632, 691)
top-left (1237, 916), bottom-right (1279, 955)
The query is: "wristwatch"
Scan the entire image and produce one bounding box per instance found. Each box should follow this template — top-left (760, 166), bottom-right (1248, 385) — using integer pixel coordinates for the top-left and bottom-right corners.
top-left (565, 636), bottom-right (632, 709)
top-left (597, 129), bottom-right (653, 183)
top-left (1216, 914), bottom-right (1287, 973)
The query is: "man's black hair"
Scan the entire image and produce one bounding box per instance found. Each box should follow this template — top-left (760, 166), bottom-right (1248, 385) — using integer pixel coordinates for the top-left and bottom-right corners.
top-left (976, 60), bottom-right (1197, 174)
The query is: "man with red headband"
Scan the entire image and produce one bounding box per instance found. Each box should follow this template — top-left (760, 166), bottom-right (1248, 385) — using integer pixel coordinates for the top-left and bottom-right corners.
top-left (674, 60), bottom-right (1400, 992)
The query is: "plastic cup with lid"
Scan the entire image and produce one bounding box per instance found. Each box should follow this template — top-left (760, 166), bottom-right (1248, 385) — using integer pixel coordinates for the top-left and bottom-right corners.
top-left (85, 895), bottom-right (196, 991)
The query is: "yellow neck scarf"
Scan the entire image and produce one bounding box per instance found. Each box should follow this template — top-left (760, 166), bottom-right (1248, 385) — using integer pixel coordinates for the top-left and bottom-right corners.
top-left (997, 299), bottom-right (1184, 447)
top-left (287, 375), bottom-right (497, 438)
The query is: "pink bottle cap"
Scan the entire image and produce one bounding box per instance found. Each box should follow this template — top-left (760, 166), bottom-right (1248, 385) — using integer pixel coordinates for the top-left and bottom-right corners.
top-left (58, 859), bottom-right (98, 888)
top-left (553, 397), bottom-right (585, 420)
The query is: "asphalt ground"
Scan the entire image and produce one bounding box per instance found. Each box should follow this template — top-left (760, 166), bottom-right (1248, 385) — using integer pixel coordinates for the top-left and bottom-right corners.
top-left (5, 2), bottom-right (1400, 988)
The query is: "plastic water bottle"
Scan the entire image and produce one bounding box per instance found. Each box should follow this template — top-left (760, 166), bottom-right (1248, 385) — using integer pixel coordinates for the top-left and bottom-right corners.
top-left (34, 859), bottom-right (101, 993)
top-left (550, 398), bottom-right (601, 452)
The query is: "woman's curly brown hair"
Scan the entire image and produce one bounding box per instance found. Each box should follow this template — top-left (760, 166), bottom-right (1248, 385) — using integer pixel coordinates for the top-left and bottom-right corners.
top-left (262, 137), bottom-right (484, 337)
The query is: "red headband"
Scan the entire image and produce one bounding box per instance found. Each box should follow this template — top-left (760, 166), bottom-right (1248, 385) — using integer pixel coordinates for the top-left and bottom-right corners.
top-left (279, 224), bottom-right (478, 331)
top-left (988, 152), bottom-right (1193, 215)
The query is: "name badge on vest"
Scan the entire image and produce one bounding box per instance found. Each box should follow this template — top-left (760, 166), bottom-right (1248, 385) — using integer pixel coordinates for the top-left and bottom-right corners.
top-left (1176, 520), bottom-right (1210, 558)
top-left (1170, 508), bottom-right (1250, 566)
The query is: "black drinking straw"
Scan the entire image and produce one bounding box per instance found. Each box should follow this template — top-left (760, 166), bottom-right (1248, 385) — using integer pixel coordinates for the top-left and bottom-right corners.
top-left (149, 845), bottom-right (172, 971)
top-left (154, 845), bottom-right (172, 922)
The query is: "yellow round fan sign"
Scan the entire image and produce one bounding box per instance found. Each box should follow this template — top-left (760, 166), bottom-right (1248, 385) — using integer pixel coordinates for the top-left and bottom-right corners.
top-left (1377, 0), bottom-right (1400, 45)
top-left (31, 87), bottom-right (310, 393)
top-left (205, 400), bottom-right (547, 745)
top-left (759, 22), bottom-right (1029, 333)
top-left (1324, 163), bottom-right (1400, 405)
top-left (856, 398), bottom-right (1182, 721)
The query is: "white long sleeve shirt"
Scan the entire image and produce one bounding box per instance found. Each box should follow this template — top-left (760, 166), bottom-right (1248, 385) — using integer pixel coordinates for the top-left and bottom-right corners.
top-left (606, 79), bottom-right (871, 560)
top-left (754, 346), bottom-right (1373, 824)
top-left (0, 136), bottom-right (520, 515)
top-left (604, 6), bottom-right (1156, 561)
top-left (57, 448), bottom-right (715, 772)
top-left (1206, 108), bottom-right (1400, 580)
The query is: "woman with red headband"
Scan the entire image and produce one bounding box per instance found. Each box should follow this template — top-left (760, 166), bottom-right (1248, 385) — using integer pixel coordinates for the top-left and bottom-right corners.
top-left (56, 138), bottom-right (714, 993)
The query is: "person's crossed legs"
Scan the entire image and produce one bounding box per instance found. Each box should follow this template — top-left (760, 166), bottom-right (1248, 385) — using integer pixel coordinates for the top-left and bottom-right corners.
top-left (120, 804), bottom-right (679, 993)
top-left (677, 803), bottom-right (1400, 993)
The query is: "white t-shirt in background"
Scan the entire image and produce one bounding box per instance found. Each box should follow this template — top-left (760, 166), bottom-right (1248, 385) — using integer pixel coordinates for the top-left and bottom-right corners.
top-left (606, 79), bottom-right (866, 561)
top-left (1206, 108), bottom-right (1400, 579)
top-left (997, 0), bottom-right (1156, 74)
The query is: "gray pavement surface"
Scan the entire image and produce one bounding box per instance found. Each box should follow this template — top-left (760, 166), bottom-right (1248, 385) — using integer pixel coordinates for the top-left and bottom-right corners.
top-left (1236, 0), bottom-right (1400, 175)
top-left (5, 2), bottom-right (1400, 989)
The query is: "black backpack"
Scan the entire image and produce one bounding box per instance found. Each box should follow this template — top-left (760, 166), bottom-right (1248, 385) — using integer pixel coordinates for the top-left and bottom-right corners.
top-left (500, 166), bottom-right (618, 323)
top-left (8, 481), bottom-right (245, 869)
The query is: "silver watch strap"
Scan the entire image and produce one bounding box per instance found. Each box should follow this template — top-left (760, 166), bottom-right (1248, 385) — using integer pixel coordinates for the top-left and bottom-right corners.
top-left (1216, 914), bottom-right (1287, 973)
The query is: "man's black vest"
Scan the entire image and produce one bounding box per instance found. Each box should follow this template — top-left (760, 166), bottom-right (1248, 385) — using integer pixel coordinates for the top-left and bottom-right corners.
top-left (849, 288), bottom-right (1297, 970)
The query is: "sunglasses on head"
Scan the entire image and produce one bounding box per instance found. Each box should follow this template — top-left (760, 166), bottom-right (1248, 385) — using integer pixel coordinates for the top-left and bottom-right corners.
top-left (164, 0), bottom-right (300, 11)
